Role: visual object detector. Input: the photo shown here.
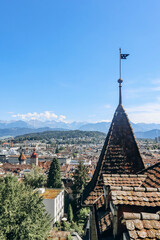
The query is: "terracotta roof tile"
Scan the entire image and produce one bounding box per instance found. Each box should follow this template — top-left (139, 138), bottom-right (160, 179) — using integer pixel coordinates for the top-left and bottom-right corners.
top-left (95, 195), bottom-right (104, 209)
top-left (128, 230), bottom-right (138, 239)
top-left (18, 153), bottom-right (26, 161)
top-left (123, 213), bottom-right (141, 220)
top-left (103, 174), bottom-right (147, 188)
top-left (123, 212), bottom-right (160, 240)
top-left (83, 186), bottom-right (104, 206)
top-left (134, 219), bottom-right (144, 230)
top-left (139, 162), bottom-right (160, 189)
top-left (137, 229), bottom-right (147, 238)
top-left (110, 187), bottom-right (160, 207)
top-left (98, 211), bottom-right (112, 234)
top-left (2, 163), bottom-right (31, 171)
top-left (141, 212), bottom-right (160, 220)
top-left (156, 230), bottom-right (160, 239)
top-left (31, 149), bottom-right (38, 158)
top-left (142, 220), bottom-right (153, 229)
top-left (126, 220), bottom-right (135, 231)
top-left (147, 229), bottom-right (156, 238)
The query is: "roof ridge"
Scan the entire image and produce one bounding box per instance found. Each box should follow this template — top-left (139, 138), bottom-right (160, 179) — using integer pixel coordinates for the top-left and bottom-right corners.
top-left (103, 173), bottom-right (147, 178)
top-left (110, 186), bottom-right (160, 192)
top-left (123, 212), bottom-right (160, 220)
top-left (138, 160), bottom-right (160, 174)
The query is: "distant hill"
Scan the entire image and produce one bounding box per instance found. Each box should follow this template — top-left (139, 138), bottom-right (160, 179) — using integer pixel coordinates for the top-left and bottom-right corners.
top-left (0, 119), bottom-right (160, 132)
top-left (79, 122), bottom-right (111, 133)
top-left (0, 120), bottom-right (30, 129)
top-left (0, 127), bottom-right (67, 138)
top-left (0, 126), bottom-right (159, 140)
top-left (0, 120), bottom-right (86, 130)
top-left (135, 129), bottom-right (160, 139)
top-left (1, 119), bottom-right (160, 132)
top-left (79, 121), bottom-right (160, 134)
top-left (0, 119), bottom-right (160, 139)
top-left (14, 130), bottom-right (106, 142)
top-left (133, 123), bottom-right (160, 132)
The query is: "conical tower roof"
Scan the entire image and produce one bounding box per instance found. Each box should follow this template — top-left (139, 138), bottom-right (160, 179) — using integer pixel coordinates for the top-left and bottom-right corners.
top-left (18, 152), bottom-right (26, 162)
top-left (82, 78), bottom-right (145, 205)
top-left (31, 148), bottom-right (38, 159)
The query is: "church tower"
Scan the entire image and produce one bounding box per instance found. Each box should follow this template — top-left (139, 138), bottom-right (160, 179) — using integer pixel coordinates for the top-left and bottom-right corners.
top-left (30, 148), bottom-right (38, 166)
top-left (18, 150), bottom-right (26, 165)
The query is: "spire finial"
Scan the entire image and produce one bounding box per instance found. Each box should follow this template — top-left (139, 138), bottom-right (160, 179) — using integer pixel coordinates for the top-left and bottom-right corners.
top-left (118, 48), bottom-right (129, 106)
top-left (118, 78), bottom-right (123, 105)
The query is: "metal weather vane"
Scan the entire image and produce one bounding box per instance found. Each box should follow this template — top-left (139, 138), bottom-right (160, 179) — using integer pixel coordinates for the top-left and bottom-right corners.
top-left (118, 48), bottom-right (130, 105)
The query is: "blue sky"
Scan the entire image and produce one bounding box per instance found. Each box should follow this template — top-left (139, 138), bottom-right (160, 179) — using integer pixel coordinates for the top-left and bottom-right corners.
top-left (0, 0), bottom-right (160, 123)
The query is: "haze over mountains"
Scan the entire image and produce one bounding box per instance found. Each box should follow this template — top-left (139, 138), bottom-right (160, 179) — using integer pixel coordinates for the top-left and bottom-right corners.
top-left (0, 120), bottom-right (86, 130)
top-left (0, 120), bottom-right (160, 139)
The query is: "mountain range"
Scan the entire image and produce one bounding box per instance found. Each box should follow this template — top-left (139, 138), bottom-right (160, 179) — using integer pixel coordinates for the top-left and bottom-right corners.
top-left (0, 120), bottom-right (86, 130)
top-left (0, 120), bottom-right (160, 139)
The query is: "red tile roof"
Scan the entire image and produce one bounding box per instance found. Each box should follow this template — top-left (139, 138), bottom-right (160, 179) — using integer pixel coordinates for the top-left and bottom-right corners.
top-left (110, 186), bottom-right (160, 207)
top-left (103, 174), bottom-right (147, 187)
top-left (38, 161), bottom-right (51, 169)
top-left (122, 212), bottom-right (160, 239)
top-left (2, 163), bottom-right (31, 171)
top-left (83, 186), bottom-right (103, 206)
top-left (140, 162), bottom-right (160, 188)
top-left (18, 153), bottom-right (26, 161)
top-left (31, 149), bottom-right (38, 158)
top-left (98, 211), bottom-right (112, 234)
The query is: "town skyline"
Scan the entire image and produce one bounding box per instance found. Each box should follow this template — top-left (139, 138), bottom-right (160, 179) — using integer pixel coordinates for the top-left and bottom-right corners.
top-left (0, 1), bottom-right (160, 123)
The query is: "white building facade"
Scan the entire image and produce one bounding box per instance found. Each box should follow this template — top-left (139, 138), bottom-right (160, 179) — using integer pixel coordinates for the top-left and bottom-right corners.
top-left (40, 188), bottom-right (64, 225)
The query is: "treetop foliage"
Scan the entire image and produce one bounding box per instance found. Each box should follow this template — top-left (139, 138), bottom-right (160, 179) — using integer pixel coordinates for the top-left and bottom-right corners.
top-left (72, 160), bottom-right (89, 197)
top-left (23, 165), bottom-right (47, 189)
top-left (67, 204), bottom-right (73, 222)
top-left (0, 175), bottom-right (51, 240)
top-left (47, 158), bottom-right (62, 188)
top-left (14, 130), bottom-right (105, 142)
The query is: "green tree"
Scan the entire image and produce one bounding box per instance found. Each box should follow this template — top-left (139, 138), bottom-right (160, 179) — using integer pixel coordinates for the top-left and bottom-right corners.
top-left (0, 175), bottom-right (51, 240)
top-left (47, 158), bottom-right (62, 188)
top-left (61, 221), bottom-right (71, 231)
top-left (59, 146), bottom-right (64, 151)
top-left (72, 160), bottom-right (89, 198)
top-left (67, 204), bottom-right (73, 222)
top-left (68, 234), bottom-right (72, 240)
top-left (23, 166), bottom-right (47, 189)
top-left (70, 221), bottom-right (84, 236)
top-left (73, 153), bottom-right (77, 158)
top-left (77, 208), bottom-right (90, 224)
top-left (55, 147), bottom-right (59, 153)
